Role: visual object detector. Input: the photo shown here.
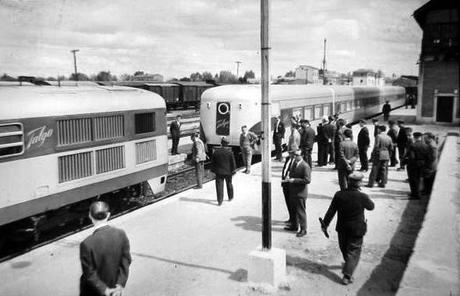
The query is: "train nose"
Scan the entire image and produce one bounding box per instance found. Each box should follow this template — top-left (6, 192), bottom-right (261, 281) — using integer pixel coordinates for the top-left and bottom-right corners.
top-left (215, 102), bottom-right (231, 136)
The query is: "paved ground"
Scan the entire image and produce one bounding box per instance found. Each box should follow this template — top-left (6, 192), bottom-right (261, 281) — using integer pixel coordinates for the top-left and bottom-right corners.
top-left (0, 117), bottom-right (457, 296)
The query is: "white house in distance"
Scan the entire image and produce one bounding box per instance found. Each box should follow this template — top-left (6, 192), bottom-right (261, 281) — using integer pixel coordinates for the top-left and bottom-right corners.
top-left (352, 69), bottom-right (385, 86)
top-left (295, 65), bottom-right (320, 84)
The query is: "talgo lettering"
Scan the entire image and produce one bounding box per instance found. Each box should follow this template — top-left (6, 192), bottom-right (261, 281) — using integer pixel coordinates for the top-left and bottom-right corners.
top-left (26, 126), bottom-right (53, 150)
top-left (216, 118), bottom-right (229, 130)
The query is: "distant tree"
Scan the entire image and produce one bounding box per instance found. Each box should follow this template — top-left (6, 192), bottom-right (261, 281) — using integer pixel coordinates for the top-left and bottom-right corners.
top-left (179, 77), bottom-right (191, 81)
top-left (243, 70), bottom-right (255, 82)
top-left (377, 69), bottom-right (384, 78)
top-left (285, 70), bottom-right (295, 77)
top-left (190, 72), bottom-right (203, 81)
top-left (0, 73), bottom-right (16, 81)
top-left (57, 75), bottom-right (66, 81)
top-left (119, 73), bottom-right (132, 81)
top-left (217, 70), bottom-right (237, 83)
top-left (133, 71), bottom-right (144, 76)
top-left (46, 76), bottom-right (57, 81)
top-left (69, 72), bottom-right (89, 81)
top-left (95, 71), bottom-right (112, 81)
top-left (202, 71), bottom-right (213, 81)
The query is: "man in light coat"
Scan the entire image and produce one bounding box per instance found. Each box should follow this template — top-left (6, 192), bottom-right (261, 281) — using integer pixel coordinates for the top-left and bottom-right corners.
top-left (191, 132), bottom-right (207, 188)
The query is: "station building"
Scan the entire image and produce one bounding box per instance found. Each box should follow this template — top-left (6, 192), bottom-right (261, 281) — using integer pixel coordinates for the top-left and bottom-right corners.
top-left (295, 65), bottom-right (320, 84)
top-left (352, 69), bottom-right (385, 87)
top-left (414, 0), bottom-right (459, 124)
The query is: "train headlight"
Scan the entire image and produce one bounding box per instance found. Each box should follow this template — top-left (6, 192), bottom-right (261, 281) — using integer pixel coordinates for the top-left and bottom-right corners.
top-left (217, 102), bottom-right (230, 115)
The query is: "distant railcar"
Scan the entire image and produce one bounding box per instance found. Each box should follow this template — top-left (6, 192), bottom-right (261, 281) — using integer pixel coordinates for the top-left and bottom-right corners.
top-left (200, 84), bottom-right (406, 152)
top-left (0, 84), bottom-right (168, 229)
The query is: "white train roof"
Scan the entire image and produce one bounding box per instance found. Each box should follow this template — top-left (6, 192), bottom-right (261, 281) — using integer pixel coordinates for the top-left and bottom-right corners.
top-left (0, 85), bottom-right (165, 120)
top-left (201, 84), bottom-right (403, 103)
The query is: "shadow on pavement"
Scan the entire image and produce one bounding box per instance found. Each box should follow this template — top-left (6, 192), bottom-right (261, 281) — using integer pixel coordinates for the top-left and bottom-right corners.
top-left (287, 255), bottom-right (342, 284)
top-left (179, 196), bottom-right (217, 206)
top-left (356, 196), bottom-right (429, 296)
top-left (231, 216), bottom-right (290, 233)
top-left (132, 252), bottom-right (247, 282)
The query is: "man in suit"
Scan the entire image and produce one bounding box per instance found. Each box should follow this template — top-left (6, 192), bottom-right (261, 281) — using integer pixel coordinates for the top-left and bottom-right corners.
top-left (211, 137), bottom-right (236, 205)
top-left (334, 118), bottom-right (347, 170)
top-left (321, 172), bottom-right (375, 285)
top-left (396, 120), bottom-right (408, 171)
top-left (357, 119), bottom-right (370, 172)
top-left (170, 115), bottom-right (181, 155)
top-left (387, 120), bottom-right (399, 167)
top-left (191, 132), bottom-right (207, 189)
top-left (404, 132), bottom-right (428, 199)
top-left (239, 125), bottom-right (258, 174)
top-left (423, 132), bottom-right (438, 196)
top-left (287, 123), bottom-right (301, 152)
top-left (283, 149), bottom-right (311, 237)
top-left (316, 116), bottom-right (329, 167)
top-left (382, 101), bottom-right (392, 121)
top-left (299, 119), bottom-right (316, 168)
top-left (273, 115), bottom-right (285, 161)
top-left (367, 125), bottom-right (393, 188)
top-left (323, 116), bottom-right (337, 165)
top-left (337, 129), bottom-right (359, 191)
top-left (281, 150), bottom-right (296, 230)
top-left (80, 201), bottom-right (131, 296)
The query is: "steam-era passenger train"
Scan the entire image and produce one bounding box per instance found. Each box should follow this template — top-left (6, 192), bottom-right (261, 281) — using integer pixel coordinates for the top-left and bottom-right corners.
top-left (200, 84), bottom-right (406, 152)
top-left (0, 83), bottom-right (168, 238)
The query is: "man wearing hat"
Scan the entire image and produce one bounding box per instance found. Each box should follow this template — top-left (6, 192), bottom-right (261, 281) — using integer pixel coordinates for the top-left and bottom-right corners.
top-left (281, 149), bottom-right (297, 230)
top-left (323, 116), bottom-right (337, 165)
top-left (382, 100), bottom-right (392, 121)
top-left (367, 125), bottom-right (392, 188)
top-left (387, 120), bottom-right (399, 167)
top-left (283, 149), bottom-right (311, 237)
top-left (337, 128), bottom-right (359, 190)
top-left (80, 201), bottom-right (131, 296)
top-left (190, 132), bottom-right (207, 188)
top-left (316, 116), bottom-right (329, 167)
top-left (357, 119), bottom-right (370, 172)
top-left (423, 132), bottom-right (438, 196)
top-left (211, 137), bottom-right (236, 205)
top-left (396, 120), bottom-right (408, 171)
top-left (321, 172), bottom-right (375, 285)
top-left (405, 132), bottom-right (429, 199)
top-left (299, 119), bottom-right (316, 168)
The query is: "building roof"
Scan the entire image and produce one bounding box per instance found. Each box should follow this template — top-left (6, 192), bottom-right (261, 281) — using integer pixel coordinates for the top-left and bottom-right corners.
top-left (296, 65), bottom-right (320, 71)
top-left (352, 69), bottom-right (376, 75)
top-left (413, 0), bottom-right (459, 28)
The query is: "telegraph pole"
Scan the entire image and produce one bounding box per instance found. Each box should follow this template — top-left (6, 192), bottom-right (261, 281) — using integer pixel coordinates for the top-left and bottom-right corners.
top-left (322, 39), bottom-right (327, 85)
top-left (70, 49), bottom-right (79, 81)
top-left (235, 61), bottom-right (242, 80)
top-left (260, 0), bottom-right (271, 250)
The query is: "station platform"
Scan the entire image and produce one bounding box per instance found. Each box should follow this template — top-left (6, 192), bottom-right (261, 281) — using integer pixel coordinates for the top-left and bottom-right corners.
top-left (0, 123), bottom-right (458, 296)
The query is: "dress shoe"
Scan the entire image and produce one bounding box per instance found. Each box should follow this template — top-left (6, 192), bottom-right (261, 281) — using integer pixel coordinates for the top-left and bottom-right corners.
top-left (242, 170), bottom-right (248, 173)
top-left (217, 202), bottom-right (222, 206)
top-left (228, 197), bottom-right (233, 201)
top-left (283, 220), bottom-right (291, 225)
top-left (284, 226), bottom-right (298, 231)
top-left (366, 184), bottom-right (373, 188)
top-left (378, 183), bottom-right (385, 188)
top-left (296, 230), bottom-right (307, 237)
top-left (341, 275), bottom-right (353, 285)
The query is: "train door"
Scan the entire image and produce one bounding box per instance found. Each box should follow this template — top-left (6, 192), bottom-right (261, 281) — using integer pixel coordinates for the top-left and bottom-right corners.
top-left (436, 96), bottom-right (454, 122)
top-left (215, 102), bottom-right (231, 136)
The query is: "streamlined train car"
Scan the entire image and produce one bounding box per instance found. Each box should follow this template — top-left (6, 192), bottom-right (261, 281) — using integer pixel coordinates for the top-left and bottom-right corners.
top-left (200, 84), bottom-right (405, 151)
top-left (0, 84), bottom-right (168, 228)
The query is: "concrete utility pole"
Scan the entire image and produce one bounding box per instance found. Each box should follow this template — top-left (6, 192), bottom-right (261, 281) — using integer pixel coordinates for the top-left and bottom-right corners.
top-left (235, 61), bottom-right (242, 80)
top-left (322, 38), bottom-right (327, 85)
top-left (70, 49), bottom-right (79, 81)
top-left (260, 0), bottom-right (271, 251)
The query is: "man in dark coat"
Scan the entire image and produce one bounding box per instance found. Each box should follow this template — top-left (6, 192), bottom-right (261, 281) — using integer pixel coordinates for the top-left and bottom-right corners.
top-left (281, 150), bottom-right (296, 230)
top-left (299, 119), bottom-right (316, 168)
top-left (334, 118), bottom-right (347, 169)
top-left (316, 116), bottom-right (329, 167)
top-left (404, 132), bottom-right (428, 199)
top-left (372, 118), bottom-right (379, 138)
top-left (357, 119), bottom-right (370, 172)
top-left (170, 115), bottom-right (181, 155)
top-left (273, 115), bottom-right (285, 161)
top-left (283, 149), bottom-right (311, 237)
top-left (396, 120), bottom-right (408, 171)
top-left (337, 129), bottom-right (359, 191)
top-left (423, 132), bottom-right (438, 196)
top-left (323, 116), bottom-right (337, 165)
top-left (211, 137), bottom-right (236, 205)
top-left (367, 125), bottom-right (392, 188)
top-left (80, 201), bottom-right (131, 296)
top-left (321, 172), bottom-right (375, 285)
top-left (387, 120), bottom-right (399, 167)
top-left (382, 101), bottom-right (391, 121)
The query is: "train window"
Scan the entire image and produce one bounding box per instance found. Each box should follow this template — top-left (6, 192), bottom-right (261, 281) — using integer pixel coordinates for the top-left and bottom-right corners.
top-left (347, 101), bottom-right (352, 111)
top-left (96, 146), bottom-right (125, 174)
top-left (58, 151), bottom-right (93, 183)
top-left (323, 104), bottom-right (330, 117)
top-left (57, 118), bottom-right (92, 146)
top-left (341, 102), bottom-right (347, 112)
top-left (304, 107), bottom-right (313, 121)
top-left (0, 123), bottom-right (24, 158)
top-left (94, 115), bottom-right (124, 140)
top-left (136, 140), bottom-right (157, 164)
top-left (135, 112), bottom-right (156, 134)
top-left (292, 108), bottom-right (302, 120)
top-left (355, 99), bottom-right (361, 109)
top-left (314, 105), bottom-right (322, 119)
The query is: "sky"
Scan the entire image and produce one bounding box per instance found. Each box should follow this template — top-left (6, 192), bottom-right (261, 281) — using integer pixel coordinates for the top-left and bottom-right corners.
top-left (0, 0), bottom-right (427, 80)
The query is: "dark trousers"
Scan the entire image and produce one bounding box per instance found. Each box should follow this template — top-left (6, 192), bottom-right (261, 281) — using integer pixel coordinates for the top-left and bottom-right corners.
top-left (398, 145), bottom-right (406, 168)
top-left (327, 142), bottom-right (335, 163)
top-left (241, 148), bottom-right (253, 172)
top-left (423, 173), bottom-right (435, 196)
top-left (317, 142), bottom-right (328, 166)
top-left (368, 160), bottom-right (388, 186)
top-left (274, 137), bottom-right (283, 160)
top-left (302, 148), bottom-right (312, 169)
top-left (195, 161), bottom-right (204, 188)
top-left (172, 136), bottom-right (180, 155)
top-left (334, 143), bottom-right (341, 167)
top-left (293, 196), bottom-right (307, 231)
top-left (338, 168), bottom-right (351, 191)
top-left (407, 165), bottom-right (422, 197)
top-left (389, 147), bottom-right (397, 166)
top-left (282, 185), bottom-right (296, 226)
top-left (358, 146), bottom-right (368, 171)
top-left (215, 175), bottom-right (233, 204)
top-left (338, 232), bottom-right (363, 277)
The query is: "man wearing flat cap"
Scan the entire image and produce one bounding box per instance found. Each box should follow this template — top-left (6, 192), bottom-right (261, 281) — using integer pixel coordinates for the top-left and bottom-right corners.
top-left (80, 201), bottom-right (131, 296)
top-left (405, 132), bottom-right (429, 199)
top-left (283, 149), bottom-right (311, 237)
top-left (321, 172), bottom-right (375, 285)
top-left (211, 137), bottom-right (236, 205)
